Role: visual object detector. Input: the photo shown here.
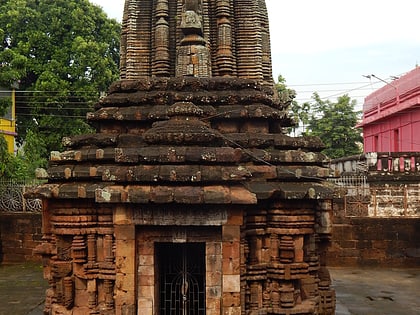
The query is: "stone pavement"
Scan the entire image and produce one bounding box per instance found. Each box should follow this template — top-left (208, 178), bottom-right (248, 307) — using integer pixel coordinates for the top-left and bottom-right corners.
top-left (330, 267), bottom-right (420, 315)
top-left (0, 263), bottom-right (47, 315)
top-left (0, 263), bottom-right (419, 315)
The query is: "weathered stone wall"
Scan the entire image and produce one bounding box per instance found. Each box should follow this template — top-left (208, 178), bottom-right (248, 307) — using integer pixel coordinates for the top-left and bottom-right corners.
top-left (328, 216), bottom-right (420, 267)
top-left (368, 183), bottom-right (420, 217)
top-left (330, 152), bottom-right (420, 217)
top-left (0, 213), bottom-right (42, 263)
top-left (330, 182), bottom-right (420, 218)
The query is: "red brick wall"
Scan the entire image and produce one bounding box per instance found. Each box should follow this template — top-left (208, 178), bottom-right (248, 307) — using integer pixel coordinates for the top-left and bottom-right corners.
top-left (0, 213), bottom-right (42, 263)
top-left (328, 217), bottom-right (420, 267)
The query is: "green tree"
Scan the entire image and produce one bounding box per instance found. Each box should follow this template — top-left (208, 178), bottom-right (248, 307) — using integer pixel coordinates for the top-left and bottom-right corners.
top-left (0, 135), bottom-right (28, 180)
top-left (275, 75), bottom-right (311, 135)
top-left (276, 75), bottom-right (297, 109)
top-left (0, 96), bottom-right (11, 117)
top-left (20, 129), bottom-right (48, 177)
top-left (0, 0), bottom-right (120, 156)
top-left (306, 93), bottom-right (363, 159)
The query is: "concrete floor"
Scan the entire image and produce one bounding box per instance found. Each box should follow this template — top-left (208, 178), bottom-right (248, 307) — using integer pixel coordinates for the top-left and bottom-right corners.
top-left (0, 263), bottom-right (419, 315)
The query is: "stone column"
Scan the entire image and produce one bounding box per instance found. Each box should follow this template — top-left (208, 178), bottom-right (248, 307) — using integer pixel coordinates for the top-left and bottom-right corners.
top-left (222, 222), bottom-right (241, 315)
top-left (114, 206), bottom-right (136, 315)
top-left (137, 235), bottom-right (155, 315)
top-left (206, 241), bottom-right (222, 315)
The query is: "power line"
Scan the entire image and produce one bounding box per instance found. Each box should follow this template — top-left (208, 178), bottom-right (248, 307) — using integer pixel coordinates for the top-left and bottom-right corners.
top-left (17, 113), bottom-right (87, 119)
top-left (288, 81), bottom-right (384, 87)
top-left (0, 90), bottom-right (100, 94)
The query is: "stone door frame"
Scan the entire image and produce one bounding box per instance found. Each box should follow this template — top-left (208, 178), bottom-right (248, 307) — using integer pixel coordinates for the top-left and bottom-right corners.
top-left (137, 226), bottom-right (223, 315)
top-left (113, 206), bottom-right (243, 315)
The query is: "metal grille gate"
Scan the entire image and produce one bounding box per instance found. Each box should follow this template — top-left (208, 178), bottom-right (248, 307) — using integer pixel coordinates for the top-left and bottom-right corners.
top-left (157, 243), bottom-right (205, 315)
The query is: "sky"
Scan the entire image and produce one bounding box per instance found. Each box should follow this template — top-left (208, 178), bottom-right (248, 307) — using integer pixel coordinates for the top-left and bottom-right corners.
top-left (90, 0), bottom-right (420, 109)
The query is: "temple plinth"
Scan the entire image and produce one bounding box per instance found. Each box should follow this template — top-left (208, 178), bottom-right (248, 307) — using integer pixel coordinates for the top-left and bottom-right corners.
top-left (30, 1), bottom-right (336, 314)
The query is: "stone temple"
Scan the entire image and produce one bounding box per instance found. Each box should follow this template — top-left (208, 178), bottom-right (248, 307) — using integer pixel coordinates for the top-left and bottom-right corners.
top-left (31, 0), bottom-right (336, 314)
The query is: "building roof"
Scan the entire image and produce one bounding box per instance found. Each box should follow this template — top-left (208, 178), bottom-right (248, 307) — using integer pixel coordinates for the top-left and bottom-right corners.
top-left (359, 67), bottom-right (420, 127)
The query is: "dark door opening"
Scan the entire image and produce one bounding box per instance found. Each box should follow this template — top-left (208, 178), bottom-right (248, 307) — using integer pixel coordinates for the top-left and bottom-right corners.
top-left (156, 243), bottom-right (206, 315)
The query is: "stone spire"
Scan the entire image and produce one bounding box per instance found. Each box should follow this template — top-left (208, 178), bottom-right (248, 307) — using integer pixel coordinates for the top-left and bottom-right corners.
top-left (120, 0), bottom-right (273, 81)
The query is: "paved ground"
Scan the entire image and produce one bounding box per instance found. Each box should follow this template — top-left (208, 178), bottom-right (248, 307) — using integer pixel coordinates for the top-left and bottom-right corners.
top-left (330, 267), bottom-right (420, 315)
top-left (0, 263), bottom-right (47, 315)
top-left (0, 263), bottom-right (419, 314)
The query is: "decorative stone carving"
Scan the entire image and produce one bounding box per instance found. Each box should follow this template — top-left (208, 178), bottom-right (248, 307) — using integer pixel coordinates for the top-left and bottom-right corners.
top-left (120, 0), bottom-right (272, 80)
top-left (177, 0), bottom-right (211, 77)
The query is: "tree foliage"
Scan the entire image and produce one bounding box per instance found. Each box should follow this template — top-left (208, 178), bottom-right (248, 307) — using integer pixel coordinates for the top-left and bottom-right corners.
top-left (275, 75), bottom-right (310, 135)
top-left (0, 96), bottom-right (11, 117)
top-left (306, 93), bottom-right (363, 159)
top-left (0, 0), bottom-right (121, 168)
top-left (0, 135), bottom-right (27, 180)
top-left (275, 75), bottom-right (297, 109)
top-left (0, 130), bottom-right (49, 180)
top-left (275, 77), bottom-right (363, 159)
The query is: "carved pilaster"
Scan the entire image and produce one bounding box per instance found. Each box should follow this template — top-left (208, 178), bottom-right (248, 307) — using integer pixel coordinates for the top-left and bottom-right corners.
top-left (104, 279), bottom-right (114, 309)
top-left (262, 279), bottom-right (271, 308)
top-left (270, 233), bottom-right (279, 263)
top-left (241, 238), bottom-right (248, 315)
top-left (71, 235), bottom-right (86, 263)
top-left (215, 0), bottom-right (234, 76)
top-left (248, 235), bottom-right (261, 265)
top-left (87, 279), bottom-right (97, 309)
top-left (270, 279), bottom-right (280, 309)
top-left (279, 283), bottom-right (295, 308)
top-left (249, 282), bottom-right (260, 311)
top-left (63, 276), bottom-right (74, 309)
top-left (279, 236), bottom-right (295, 263)
top-left (55, 277), bottom-right (63, 306)
top-left (153, 0), bottom-right (170, 76)
top-left (87, 234), bottom-right (96, 265)
top-left (104, 234), bottom-right (114, 263)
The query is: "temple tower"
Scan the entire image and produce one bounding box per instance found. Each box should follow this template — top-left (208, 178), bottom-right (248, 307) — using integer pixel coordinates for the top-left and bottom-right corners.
top-left (31, 1), bottom-right (336, 314)
top-left (120, 0), bottom-right (272, 80)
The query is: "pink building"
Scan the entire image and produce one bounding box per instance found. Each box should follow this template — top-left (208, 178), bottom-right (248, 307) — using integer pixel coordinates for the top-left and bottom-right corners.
top-left (359, 67), bottom-right (420, 152)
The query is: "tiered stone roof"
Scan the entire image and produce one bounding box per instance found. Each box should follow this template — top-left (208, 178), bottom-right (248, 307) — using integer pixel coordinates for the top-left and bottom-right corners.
top-left (33, 77), bottom-right (332, 205)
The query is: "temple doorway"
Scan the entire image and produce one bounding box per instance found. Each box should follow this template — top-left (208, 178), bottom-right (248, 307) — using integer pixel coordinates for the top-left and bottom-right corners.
top-left (156, 243), bottom-right (206, 315)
